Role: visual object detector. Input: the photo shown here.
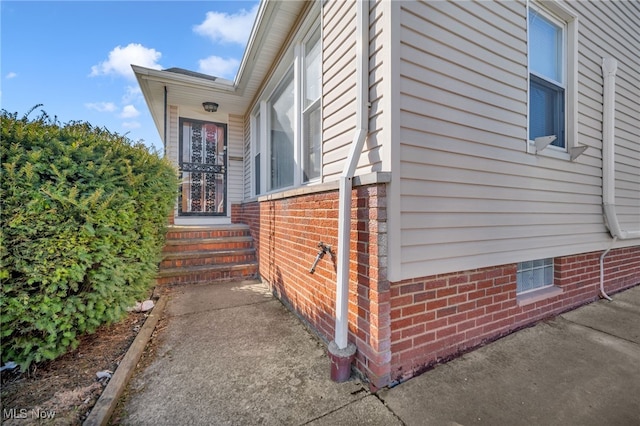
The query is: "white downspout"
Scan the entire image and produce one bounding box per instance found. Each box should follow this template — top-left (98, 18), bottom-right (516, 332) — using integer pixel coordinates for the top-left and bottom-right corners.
top-left (334, 0), bottom-right (369, 351)
top-left (599, 58), bottom-right (640, 301)
top-left (601, 58), bottom-right (640, 241)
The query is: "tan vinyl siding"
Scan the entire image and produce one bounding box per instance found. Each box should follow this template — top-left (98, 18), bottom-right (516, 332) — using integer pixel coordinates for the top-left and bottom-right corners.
top-left (609, 37), bottom-right (640, 229)
top-left (396, 0), bottom-right (640, 280)
top-left (366, 0), bottom-right (387, 173)
top-left (243, 113), bottom-right (251, 199)
top-left (227, 114), bottom-right (244, 204)
top-left (570, 0), bottom-right (640, 232)
top-left (322, 0), bottom-right (384, 181)
top-left (166, 105), bottom-right (179, 164)
top-left (322, 0), bottom-right (356, 180)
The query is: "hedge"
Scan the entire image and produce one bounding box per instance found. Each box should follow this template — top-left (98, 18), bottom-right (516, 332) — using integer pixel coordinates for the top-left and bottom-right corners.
top-left (0, 108), bottom-right (179, 370)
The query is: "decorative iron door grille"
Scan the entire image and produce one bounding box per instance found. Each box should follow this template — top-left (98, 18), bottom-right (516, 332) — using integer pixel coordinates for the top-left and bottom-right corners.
top-left (178, 118), bottom-right (227, 216)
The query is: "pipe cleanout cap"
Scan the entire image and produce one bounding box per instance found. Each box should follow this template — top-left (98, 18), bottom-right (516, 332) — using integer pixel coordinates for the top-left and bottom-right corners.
top-left (328, 341), bottom-right (356, 382)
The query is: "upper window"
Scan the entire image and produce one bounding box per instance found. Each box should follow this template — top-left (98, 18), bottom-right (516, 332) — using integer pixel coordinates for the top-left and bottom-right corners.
top-left (252, 19), bottom-right (321, 195)
top-left (303, 29), bottom-right (321, 182)
top-left (254, 111), bottom-right (261, 195)
top-left (528, 7), bottom-right (566, 149)
top-left (269, 68), bottom-right (295, 190)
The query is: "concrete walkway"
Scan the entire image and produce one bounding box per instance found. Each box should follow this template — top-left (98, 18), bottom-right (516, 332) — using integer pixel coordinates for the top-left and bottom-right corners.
top-left (120, 282), bottom-right (640, 425)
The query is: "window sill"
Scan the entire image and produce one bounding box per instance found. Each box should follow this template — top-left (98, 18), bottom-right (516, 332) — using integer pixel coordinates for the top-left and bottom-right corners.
top-left (517, 285), bottom-right (564, 307)
top-left (254, 171), bottom-right (391, 202)
top-left (528, 141), bottom-right (571, 161)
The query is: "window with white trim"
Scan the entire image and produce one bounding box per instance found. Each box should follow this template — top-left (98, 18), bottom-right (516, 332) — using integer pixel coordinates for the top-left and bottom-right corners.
top-left (251, 18), bottom-right (321, 196)
top-left (528, 6), bottom-right (566, 149)
top-left (303, 28), bottom-right (321, 182)
top-left (253, 111), bottom-right (261, 195)
top-left (269, 68), bottom-right (295, 190)
top-left (516, 258), bottom-right (554, 294)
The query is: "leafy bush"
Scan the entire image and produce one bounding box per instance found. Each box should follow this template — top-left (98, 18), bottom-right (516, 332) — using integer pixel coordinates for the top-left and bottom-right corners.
top-left (1, 108), bottom-right (178, 370)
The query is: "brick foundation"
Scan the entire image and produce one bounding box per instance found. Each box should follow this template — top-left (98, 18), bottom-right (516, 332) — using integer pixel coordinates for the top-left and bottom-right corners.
top-left (233, 189), bottom-right (639, 389)
top-left (390, 246), bottom-right (640, 384)
top-left (232, 183), bottom-right (391, 389)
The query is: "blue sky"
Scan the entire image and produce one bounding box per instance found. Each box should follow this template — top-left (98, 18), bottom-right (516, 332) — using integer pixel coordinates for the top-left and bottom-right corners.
top-left (1, 1), bottom-right (259, 153)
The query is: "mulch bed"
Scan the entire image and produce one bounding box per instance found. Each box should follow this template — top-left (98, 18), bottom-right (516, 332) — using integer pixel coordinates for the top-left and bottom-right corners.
top-left (1, 311), bottom-right (148, 425)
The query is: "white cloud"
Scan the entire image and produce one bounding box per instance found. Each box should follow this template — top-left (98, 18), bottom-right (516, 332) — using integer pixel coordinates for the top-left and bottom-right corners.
top-left (193, 4), bottom-right (258, 45)
top-left (6, 72), bottom-right (17, 79)
top-left (85, 102), bottom-right (118, 113)
top-left (120, 105), bottom-right (140, 119)
top-left (122, 121), bottom-right (141, 129)
top-left (90, 43), bottom-right (162, 80)
top-left (198, 56), bottom-right (240, 79)
top-left (122, 85), bottom-right (142, 104)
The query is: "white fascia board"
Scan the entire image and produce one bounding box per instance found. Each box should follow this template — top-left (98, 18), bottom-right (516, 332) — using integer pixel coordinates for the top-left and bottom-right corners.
top-left (132, 65), bottom-right (237, 93)
top-left (234, 0), bottom-right (272, 88)
top-left (133, 69), bottom-right (166, 141)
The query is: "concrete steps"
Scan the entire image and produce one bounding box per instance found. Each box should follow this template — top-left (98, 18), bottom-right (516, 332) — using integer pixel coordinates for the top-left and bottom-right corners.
top-left (157, 224), bottom-right (258, 286)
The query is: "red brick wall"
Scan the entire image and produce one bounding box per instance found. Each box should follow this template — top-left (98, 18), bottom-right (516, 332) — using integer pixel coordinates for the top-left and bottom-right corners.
top-left (232, 187), bottom-right (639, 390)
top-left (390, 246), bottom-right (640, 384)
top-left (232, 186), bottom-right (640, 390)
top-left (232, 183), bottom-right (391, 389)
top-left (555, 247), bottom-right (640, 296)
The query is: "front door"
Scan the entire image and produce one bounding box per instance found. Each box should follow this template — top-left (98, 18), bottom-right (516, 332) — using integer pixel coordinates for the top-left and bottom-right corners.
top-left (178, 118), bottom-right (227, 216)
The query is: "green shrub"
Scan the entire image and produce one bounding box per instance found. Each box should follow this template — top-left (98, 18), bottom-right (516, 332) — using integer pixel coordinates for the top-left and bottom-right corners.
top-left (1, 108), bottom-right (178, 370)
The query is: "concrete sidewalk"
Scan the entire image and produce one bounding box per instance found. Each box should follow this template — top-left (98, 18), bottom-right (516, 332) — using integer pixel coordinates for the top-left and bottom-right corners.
top-left (120, 281), bottom-right (401, 425)
top-left (120, 282), bottom-right (640, 425)
top-left (379, 285), bottom-right (640, 426)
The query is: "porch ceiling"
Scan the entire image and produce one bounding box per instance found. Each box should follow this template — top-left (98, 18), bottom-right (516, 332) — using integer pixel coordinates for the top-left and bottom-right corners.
top-left (133, 0), bottom-right (306, 143)
top-left (134, 68), bottom-right (247, 126)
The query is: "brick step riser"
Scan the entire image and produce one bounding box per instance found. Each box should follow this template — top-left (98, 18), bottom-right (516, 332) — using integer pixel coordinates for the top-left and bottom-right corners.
top-left (163, 241), bottom-right (254, 253)
top-left (159, 225), bottom-right (258, 285)
top-left (156, 268), bottom-right (258, 286)
top-left (160, 255), bottom-right (257, 269)
top-left (166, 230), bottom-right (250, 240)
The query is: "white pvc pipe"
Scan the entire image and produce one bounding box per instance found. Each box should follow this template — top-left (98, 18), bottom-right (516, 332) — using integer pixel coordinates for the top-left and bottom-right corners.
top-left (599, 237), bottom-right (616, 301)
top-left (334, 0), bottom-right (369, 350)
top-left (599, 58), bottom-right (639, 301)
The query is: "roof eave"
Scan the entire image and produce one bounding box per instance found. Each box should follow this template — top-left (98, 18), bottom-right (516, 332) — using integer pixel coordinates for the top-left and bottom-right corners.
top-left (133, 66), bottom-right (167, 144)
top-left (133, 65), bottom-right (237, 92)
top-left (233, 0), bottom-right (275, 91)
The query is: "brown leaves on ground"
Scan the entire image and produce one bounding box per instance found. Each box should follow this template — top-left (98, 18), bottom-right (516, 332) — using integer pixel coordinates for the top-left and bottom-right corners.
top-left (1, 312), bottom-right (146, 425)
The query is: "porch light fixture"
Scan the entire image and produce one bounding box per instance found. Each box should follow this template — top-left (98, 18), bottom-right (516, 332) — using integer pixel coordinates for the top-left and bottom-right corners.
top-left (202, 102), bottom-right (218, 113)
